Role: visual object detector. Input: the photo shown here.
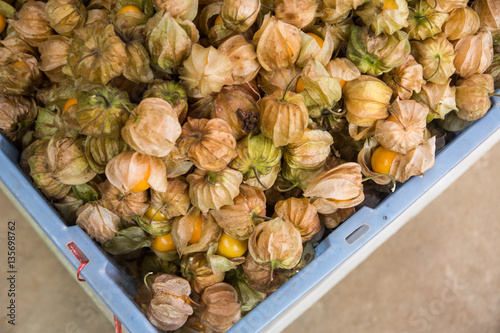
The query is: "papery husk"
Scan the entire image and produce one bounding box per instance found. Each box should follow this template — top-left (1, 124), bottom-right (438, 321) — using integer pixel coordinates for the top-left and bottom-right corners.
top-left (0, 49), bottom-right (41, 95)
top-left (206, 243), bottom-right (245, 274)
top-left (356, 0), bottom-right (409, 36)
top-left (374, 99), bottom-right (428, 155)
top-left (323, 16), bottom-right (352, 53)
top-left (0, 34), bottom-right (36, 57)
top-left (357, 138), bottom-right (393, 185)
top-left (200, 283), bottom-right (241, 332)
top-left (0, 94), bottom-right (37, 141)
top-left (35, 84), bottom-right (79, 108)
top-left (76, 86), bottom-right (132, 138)
top-left (122, 35), bottom-right (155, 84)
top-left (221, 0), bottom-right (260, 32)
top-left (113, 0), bottom-right (154, 32)
top-left (210, 184), bottom-right (266, 240)
top-left (181, 253), bottom-right (225, 294)
top-left (412, 79), bottom-right (457, 120)
top-left (46, 133), bottom-right (96, 185)
top-left (25, 139), bottom-right (71, 199)
top-left (426, 0), bottom-right (467, 13)
top-left (319, 208), bottom-right (355, 229)
top-left (274, 197), bottom-right (321, 242)
top-left (258, 90), bottom-right (309, 147)
top-left (85, 9), bottom-right (109, 26)
top-left (171, 207), bottom-right (221, 256)
top-left (144, 80), bottom-right (188, 122)
top-left (347, 123), bottom-right (376, 141)
top-left (343, 75), bottom-right (392, 127)
top-left (186, 167), bottom-right (243, 213)
top-left (122, 98), bottom-right (181, 157)
top-left (274, 0), bottom-right (318, 29)
top-left (405, 0), bottom-right (449, 41)
top-left (178, 117), bottom-right (237, 172)
top-left (197, 1), bottom-right (222, 36)
top-left (258, 66), bottom-right (300, 95)
top-left (248, 217), bottom-right (303, 269)
top-left (323, 0), bottom-right (365, 15)
top-left (347, 26), bottom-right (410, 76)
top-left (53, 192), bottom-right (84, 225)
top-left (99, 180), bottom-right (149, 221)
top-left (161, 147), bottom-right (193, 178)
top-left (38, 35), bottom-right (70, 83)
top-left (383, 55), bottom-right (425, 100)
top-left (443, 7), bottom-right (480, 41)
top-left (281, 163), bottom-right (322, 192)
top-left (146, 11), bottom-right (199, 74)
top-left (320, 2), bottom-right (351, 24)
top-left (211, 85), bottom-right (260, 140)
top-left (435, 111), bottom-right (474, 133)
top-left (296, 28), bottom-right (334, 68)
top-left (410, 34), bottom-right (456, 85)
top-left (35, 104), bottom-right (79, 139)
top-left (65, 23), bottom-right (127, 86)
top-left (454, 31), bottom-right (493, 79)
top-left (180, 43), bottom-right (233, 98)
top-left (187, 94), bottom-right (216, 119)
top-left (455, 74), bottom-right (495, 121)
top-left (230, 133), bottom-right (283, 188)
top-left (218, 35), bottom-right (260, 85)
top-left (284, 129), bottom-right (333, 169)
top-left (151, 177), bottom-right (190, 220)
top-left (486, 54), bottom-right (500, 89)
top-left (153, 0), bottom-right (198, 21)
top-left (299, 59), bottom-right (342, 118)
top-left (76, 202), bottom-right (121, 243)
top-left (242, 254), bottom-right (289, 293)
top-left (303, 162), bottom-right (364, 214)
top-left (244, 163), bottom-right (281, 190)
top-left (472, 0), bottom-right (500, 34)
top-left (44, 0), bottom-right (87, 36)
top-left (85, 136), bottom-right (129, 174)
top-left (325, 58), bottom-right (361, 86)
top-left (8, 1), bottom-right (53, 47)
top-left (147, 274), bottom-right (193, 332)
top-left (252, 14), bottom-right (302, 71)
top-left (105, 151), bottom-right (168, 193)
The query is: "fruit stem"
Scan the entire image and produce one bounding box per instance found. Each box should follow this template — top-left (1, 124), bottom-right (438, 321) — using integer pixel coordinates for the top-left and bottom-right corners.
top-left (254, 214), bottom-right (272, 221)
top-left (281, 73), bottom-right (301, 101)
top-left (392, 76), bottom-right (412, 94)
top-left (143, 272), bottom-right (154, 294)
top-left (277, 182), bottom-right (299, 192)
top-left (362, 174), bottom-right (397, 192)
top-left (425, 56), bottom-right (441, 81)
top-left (252, 167), bottom-right (269, 189)
top-left (488, 93), bottom-right (500, 98)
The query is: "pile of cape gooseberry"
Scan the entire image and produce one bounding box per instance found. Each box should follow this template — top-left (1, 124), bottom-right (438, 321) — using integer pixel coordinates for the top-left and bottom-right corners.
top-left (0, 0), bottom-right (499, 331)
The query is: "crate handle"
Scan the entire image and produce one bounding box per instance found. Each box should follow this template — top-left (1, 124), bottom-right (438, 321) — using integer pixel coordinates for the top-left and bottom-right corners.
top-left (67, 242), bottom-right (89, 282)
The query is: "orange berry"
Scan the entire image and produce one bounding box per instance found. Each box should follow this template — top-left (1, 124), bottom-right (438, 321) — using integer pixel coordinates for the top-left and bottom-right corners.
top-left (144, 206), bottom-right (167, 221)
top-left (306, 32), bottom-right (324, 48)
top-left (296, 77), bottom-right (305, 93)
top-left (151, 234), bottom-right (176, 252)
top-left (338, 79), bottom-right (347, 88)
top-left (371, 146), bottom-right (398, 175)
top-left (63, 98), bottom-right (78, 113)
top-left (13, 62), bottom-right (28, 70)
top-left (382, 0), bottom-right (399, 10)
top-left (216, 232), bottom-right (248, 258)
top-left (0, 15), bottom-right (6, 34)
top-left (386, 115), bottom-right (398, 123)
top-left (189, 215), bottom-right (202, 244)
top-left (214, 15), bottom-right (223, 25)
top-left (117, 5), bottom-right (142, 15)
top-left (130, 165), bottom-right (151, 192)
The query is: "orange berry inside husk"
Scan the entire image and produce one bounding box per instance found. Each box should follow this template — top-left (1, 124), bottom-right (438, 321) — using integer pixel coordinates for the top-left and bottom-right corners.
top-left (64, 98), bottom-right (78, 113)
top-left (371, 146), bottom-right (398, 175)
top-left (151, 234), bottom-right (176, 252)
top-left (306, 32), bottom-right (324, 48)
top-left (386, 115), bottom-right (398, 123)
top-left (189, 215), bottom-right (203, 244)
top-left (382, 0), bottom-right (399, 10)
top-left (0, 15), bottom-right (6, 34)
top-left (13, 62), bottom-right (29, 70)
top-left (117, 5), bottom-right (142, 15)
top-left (296, 77), bottom-right (305, 93)
top-left (144, 206), bottom-right (167, 221)
top-left (130, 165), bottom-right (151, 192)
top-left (216, 232), bottom-right (248, 258)
top-left (214, 15), bottom-right (223, 25)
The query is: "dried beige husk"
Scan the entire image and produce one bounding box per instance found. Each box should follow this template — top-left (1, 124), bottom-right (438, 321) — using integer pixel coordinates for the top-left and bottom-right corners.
top-left (161, 147), bottom-right (194, 178)
top-left (0, 48), bottom-right (42, 95)
top-left (472, 0), bottom-right (500, 34)
top-left (296, 29), bottom-right (335, 68)
top-left (426, 0), bottom-right (467, 13)
top-left (153, 0), bottom-right (198, 21)
top-left (181, 253), bottom-right (225, 294)
top-left (284, 129), bottom-right (333, 169)
top-left (220, 0), bottom-right (260, 32)
top-left (151, 177), bottom-right (190, 220)
top-left (178, 118), bottom-right (237, 172)
top-left (356, 0), bottom-right (409, 36)
top-left (85, 136), bottom-right (129, 174)
top-left (105, 151), bottom-right (168, 193)
top-left (0, 94), bottom-right (37, 141)
top-left (210, 184), bottom-right (266, 240)
top-left (147, 274), bottom-right (193, 331)
top-left (412, 79), bottom-right (457, 120)
top-left (186, 167), bottom-right (243, 213)
top-left (200, 283), bottom-right (241, 332)
top-left (274, 197), bottom-right (321, 242)
top-left (405, 0), bottom-right (449, 41)
top-left (258, 90), bottom-right (309, 147)
top-left (38, 35), bottom-right (70, 83)
top-left (8, 1), bottom-right (53, 47)
top-left (303, 162), bottom-right (364, 214)
top-left (242, 254), bottom-right (289, 293)
top-left (343, 75), bottom-right (392, 127)
top-left (319, 208), bottom-right (356, 229)
top-left (455, 74), bottom-right (495, 121)
top-left (99, 180), bottom-right (149, 221)
top-left (171, 207), bottom-right (221, 256)
top-left (258, 66), bottom-right (300, 95)
top-left (374, 99), bottom-right (429, 155)
top-left (454, 31), bottom-right (493, 79)
top-left (121, 98), bottom-right (181, 157)
top-left (76, 202), bottom-right (121, 244)
top-left (325, 58), bottom-right (361, 87)
top-left (218, 35), bottom-right (260, 85)
top-left (383, 55), bottom-right (426, 100)
top-left (252, 14), bottom-right (302, 71)
top-left (274, 0), bottom-right (318, 29)
top-left (44, 0), bottom-right (86, 36)
top-left (411, 34), bottom-right (456, 85)
top-left (180, 44), bottom-right (233, 98)
top-left (443, 7), bottom-right (480, 41)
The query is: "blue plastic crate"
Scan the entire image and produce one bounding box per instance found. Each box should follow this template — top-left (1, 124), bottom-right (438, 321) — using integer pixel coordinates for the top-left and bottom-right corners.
top-left (1, 93), bottom-right (499, 333)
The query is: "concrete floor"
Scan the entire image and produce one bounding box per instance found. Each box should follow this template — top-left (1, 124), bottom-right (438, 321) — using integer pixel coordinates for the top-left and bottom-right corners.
top-left (1, 144), bottom-right (500, 333)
